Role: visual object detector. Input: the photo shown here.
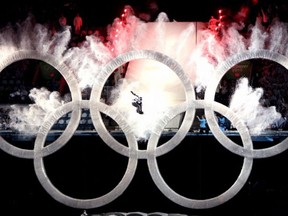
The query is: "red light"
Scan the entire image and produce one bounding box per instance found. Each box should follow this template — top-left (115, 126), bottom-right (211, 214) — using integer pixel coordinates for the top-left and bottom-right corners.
top-left (219, 9), bottom-right (222, 14)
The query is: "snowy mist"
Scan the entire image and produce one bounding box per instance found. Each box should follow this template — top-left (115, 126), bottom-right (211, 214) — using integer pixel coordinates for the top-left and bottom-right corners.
top-left (1, 4), bottom-right (287, 140)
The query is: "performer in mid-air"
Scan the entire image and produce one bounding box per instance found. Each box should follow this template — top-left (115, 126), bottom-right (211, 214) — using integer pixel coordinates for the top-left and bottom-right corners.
top-left (131, 91), bottom-right (144, 114)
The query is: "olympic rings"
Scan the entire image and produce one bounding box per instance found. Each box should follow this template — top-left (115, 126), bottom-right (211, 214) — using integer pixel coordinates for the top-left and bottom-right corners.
top-left (205, 50), bottom-right (288, 158)
top-left (90, 50), bottom-right (196, 159)
top-left (0, 50), bottom-right (82, 158)
top-left (0, 48), bottom-right (287, 210)
top-left (34, 100), bottom-right (138, 209)
top-left (147, 99), bottom-right (253, 209)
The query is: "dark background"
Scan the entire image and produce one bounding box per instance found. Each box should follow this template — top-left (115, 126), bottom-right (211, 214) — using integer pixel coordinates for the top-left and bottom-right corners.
top-left (1, 0), bottom-right (287, 33)
top-left (0, 0), bottom-right (274, 28)
top-left (1, 134), bottom-right (288, 216)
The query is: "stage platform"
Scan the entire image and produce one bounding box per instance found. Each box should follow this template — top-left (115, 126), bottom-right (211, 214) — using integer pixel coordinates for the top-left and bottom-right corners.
top-left (0, 129), bottom-right (287, 142)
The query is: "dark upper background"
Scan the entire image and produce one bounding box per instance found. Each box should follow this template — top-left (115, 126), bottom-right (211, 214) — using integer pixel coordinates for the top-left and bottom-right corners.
top-left (0, 0), bottom-right (288, 35)
top-left (2, 0), bottom-right (287, 29)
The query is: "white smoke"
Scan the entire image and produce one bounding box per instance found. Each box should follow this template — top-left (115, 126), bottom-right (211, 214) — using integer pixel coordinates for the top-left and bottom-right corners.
top-left (1, 5), bottom-right (287, 139)
top-left (8, 87), bottom-right (66, 134)
top-left (229, 77), bottom-right (281, 135)
top-left (108, 63), bottom-right (182, 141)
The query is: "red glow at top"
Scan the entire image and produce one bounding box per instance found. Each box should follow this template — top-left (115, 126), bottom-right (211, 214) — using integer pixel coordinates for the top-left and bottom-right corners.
top-left (218, 9), bottom-right (222, 14)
